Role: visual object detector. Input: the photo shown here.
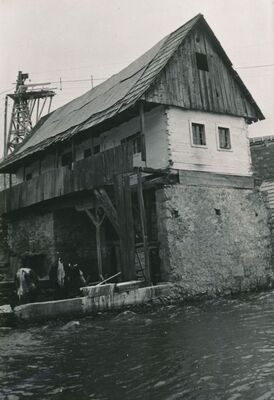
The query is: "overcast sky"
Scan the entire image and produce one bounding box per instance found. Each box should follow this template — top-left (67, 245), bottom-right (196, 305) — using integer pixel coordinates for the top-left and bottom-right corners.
top-left (0, 0), bottom-right (273, 156)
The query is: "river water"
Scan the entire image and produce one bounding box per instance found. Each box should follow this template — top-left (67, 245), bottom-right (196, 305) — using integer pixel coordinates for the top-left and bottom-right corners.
top-left (1, 291), bottom-right (274, 400)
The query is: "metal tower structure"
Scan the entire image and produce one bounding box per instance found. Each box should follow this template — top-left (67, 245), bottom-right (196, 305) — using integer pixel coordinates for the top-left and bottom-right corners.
top-left (4, 71), bottom-right (56, 157)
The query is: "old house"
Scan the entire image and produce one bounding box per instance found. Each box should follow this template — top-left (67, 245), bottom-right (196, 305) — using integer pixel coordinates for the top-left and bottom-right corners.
top-left (0, 14), bottom-right (272, 295)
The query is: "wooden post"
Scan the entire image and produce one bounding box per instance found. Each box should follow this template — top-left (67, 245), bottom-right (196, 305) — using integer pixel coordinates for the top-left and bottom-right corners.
top-left (3, 96), bottom-right (8, 189)
top-left (84, 207), bottom-right (105, 280)
top-left (137, 169), bottom-right (151, 284)
top-left (114, 174), bottom-right (135, 281)
top-left (139, 102), bottom-right (147, 163)
top-left (71, 139), bottom-right (76, 163)
top-left (3, 96), bottom-right (8, 159)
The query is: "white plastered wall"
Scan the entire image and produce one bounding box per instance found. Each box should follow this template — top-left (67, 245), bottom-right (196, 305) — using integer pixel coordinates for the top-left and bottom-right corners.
top-left (167, 107), bottom-right (252, 176)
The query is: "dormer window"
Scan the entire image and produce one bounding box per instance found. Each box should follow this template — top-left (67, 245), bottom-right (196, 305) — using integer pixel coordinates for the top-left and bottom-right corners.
top-left (196, 52), bottom-right (209, 71)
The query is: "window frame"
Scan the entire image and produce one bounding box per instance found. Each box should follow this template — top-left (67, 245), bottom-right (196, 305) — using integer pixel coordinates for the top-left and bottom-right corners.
top-left (216, 125), bottom-right (232, 151)
top-left (189, 121), bottom-right (207, 148)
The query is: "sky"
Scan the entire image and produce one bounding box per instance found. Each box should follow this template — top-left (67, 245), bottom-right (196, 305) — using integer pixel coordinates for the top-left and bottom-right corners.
top-left (0, 0), bottom-right (273, 156)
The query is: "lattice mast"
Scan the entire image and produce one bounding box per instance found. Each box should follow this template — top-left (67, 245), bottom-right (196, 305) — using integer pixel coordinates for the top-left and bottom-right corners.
top-left (4, 71), bottom-right (56, 157)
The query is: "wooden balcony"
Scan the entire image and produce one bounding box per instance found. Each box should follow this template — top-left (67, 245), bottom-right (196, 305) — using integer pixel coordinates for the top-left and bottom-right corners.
top-left (0, 144), bottom-right (134, 214)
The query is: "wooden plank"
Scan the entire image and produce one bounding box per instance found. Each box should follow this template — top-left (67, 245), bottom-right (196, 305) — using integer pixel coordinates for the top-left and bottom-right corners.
top-left (179, 170), bottom-right (254, 189)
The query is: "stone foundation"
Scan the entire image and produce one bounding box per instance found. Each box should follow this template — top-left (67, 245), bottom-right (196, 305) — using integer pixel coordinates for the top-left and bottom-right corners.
top-left (6, 210), bottom-right (55, 278)
top-left (156, 183), bottom-right (273, 296)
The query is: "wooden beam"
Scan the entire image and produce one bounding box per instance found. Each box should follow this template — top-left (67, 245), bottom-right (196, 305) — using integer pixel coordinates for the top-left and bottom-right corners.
top-left (114, 174), bottom-right (135, 281)
top-left (139, 102), bottom-right (147, 162)
top-left (94, 188), bottom-right (119, 234)
top-left (137, 169), bottom-right (151, 284)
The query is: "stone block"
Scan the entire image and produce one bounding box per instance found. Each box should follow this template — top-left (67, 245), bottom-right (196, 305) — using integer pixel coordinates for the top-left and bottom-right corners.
top-left (80, 284), bottom-right (115, 298)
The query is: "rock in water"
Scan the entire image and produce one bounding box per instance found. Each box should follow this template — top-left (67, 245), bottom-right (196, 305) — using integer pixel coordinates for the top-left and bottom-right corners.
top-left (61, 320), bottom-right (80, 330)
top-left (0, 304), bottom-right (14, 327)
top-left (113, 310), bottom-right (138, 321)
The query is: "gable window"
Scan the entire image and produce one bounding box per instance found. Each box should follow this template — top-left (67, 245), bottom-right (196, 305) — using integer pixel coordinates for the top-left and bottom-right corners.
top-left (196, 52), bottom-right (209, 71)
top-left (191, 123), bottom-right (206, 146)
top-left (218, 127), bottom-right (231, 150)
top-left (83, 148), bottom-right (92, 158)
top-left (61, 151), bottom-right (72, 167)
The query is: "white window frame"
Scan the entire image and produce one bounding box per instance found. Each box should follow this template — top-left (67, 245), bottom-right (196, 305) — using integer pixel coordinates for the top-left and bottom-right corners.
top-left (189, 120), bottom-right (207, 148)
top-left (216, 125), bottom-right (232, 152)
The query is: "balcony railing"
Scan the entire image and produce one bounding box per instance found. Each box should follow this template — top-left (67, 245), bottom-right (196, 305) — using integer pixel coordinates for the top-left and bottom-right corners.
top-left (0, 144), bottom-right (134, 214)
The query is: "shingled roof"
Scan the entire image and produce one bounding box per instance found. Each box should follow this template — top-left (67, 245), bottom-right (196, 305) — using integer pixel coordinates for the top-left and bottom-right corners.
top-left (0, 13), bottom-right (264, 171)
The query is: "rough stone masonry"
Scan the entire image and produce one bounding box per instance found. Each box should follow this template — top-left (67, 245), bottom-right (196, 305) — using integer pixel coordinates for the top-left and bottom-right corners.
top-left (156, 183), bottom-right (274, 297)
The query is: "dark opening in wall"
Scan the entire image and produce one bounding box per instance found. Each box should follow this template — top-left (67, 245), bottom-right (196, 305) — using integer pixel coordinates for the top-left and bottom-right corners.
top-left (84, 148), bottom-right (92, 158)
top-left (215, 208), bottom-right (221, 216)
top-left (26, 173), bottom-right (32, 181)
top-left (196, 52), bottom-right (209, 71)
top-left (61, 152), bottom-right (72, 167)
top-left (22, 254), bottom-right (47, 278)
top-left (93, 145), bottom-right (100, 154)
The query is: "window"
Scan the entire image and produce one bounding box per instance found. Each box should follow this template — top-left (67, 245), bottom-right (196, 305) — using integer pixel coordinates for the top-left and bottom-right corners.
top-left (83, 148), bottom-right (92, 158)
top-left (26, 172), bottom-right (32, 181)
top-left (61, 152), bottom-right (72, 167)
top-left (191, 123), bottom-right (206, 146)
top-left (218, 127), bottom-right (231, 150)
top-left (93, 145), bottom-right (100, 154)
top-left (196, 52), bottom-right (209, 71)
top-left (122, 132), bottom-right (143, 155)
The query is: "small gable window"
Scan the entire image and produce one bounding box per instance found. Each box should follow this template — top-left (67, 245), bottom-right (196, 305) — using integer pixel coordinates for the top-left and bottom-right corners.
top-left (192, 123), bottom-right (206, 146)
top-left (218, 127), bottom-right (231, 150)
top-left (196, 52), bottom-right (209, 71)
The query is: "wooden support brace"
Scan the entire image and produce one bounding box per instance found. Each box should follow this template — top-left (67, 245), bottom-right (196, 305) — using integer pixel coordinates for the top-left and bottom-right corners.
top-left (94, 188), bottom-right (119, 234)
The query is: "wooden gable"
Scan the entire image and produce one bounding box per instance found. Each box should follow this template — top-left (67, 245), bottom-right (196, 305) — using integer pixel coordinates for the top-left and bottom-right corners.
top-left (143, 24), bottom-right (263, 122)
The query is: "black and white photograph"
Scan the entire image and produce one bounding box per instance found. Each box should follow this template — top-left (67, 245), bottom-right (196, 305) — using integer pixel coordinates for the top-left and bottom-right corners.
top-left (0, 0), bottom-right (273, 399)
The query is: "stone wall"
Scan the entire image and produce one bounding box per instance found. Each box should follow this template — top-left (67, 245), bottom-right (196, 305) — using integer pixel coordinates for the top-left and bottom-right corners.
top-left (0, 216), bottom-right (8, 280)
top-left (250, 138), bottom-right (274, 184)
top-left (156, 183), bottom-right (273, 296)
top-left (6, 210), bottom-right (55, 279)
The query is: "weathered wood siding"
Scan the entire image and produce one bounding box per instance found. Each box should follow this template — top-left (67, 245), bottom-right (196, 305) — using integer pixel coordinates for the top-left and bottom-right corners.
top-left (0, 145), bottom-right (133, 214)
top-left (167, 108), bottom-right (252, 176)
top-left (15, 106), bottom-right (169, 181)
top-left (143, 27), bottom-right (259, 120)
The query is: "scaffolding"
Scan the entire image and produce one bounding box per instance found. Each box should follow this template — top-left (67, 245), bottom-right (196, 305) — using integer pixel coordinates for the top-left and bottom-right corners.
top-left (4, 71), bottom-right (56, 157)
